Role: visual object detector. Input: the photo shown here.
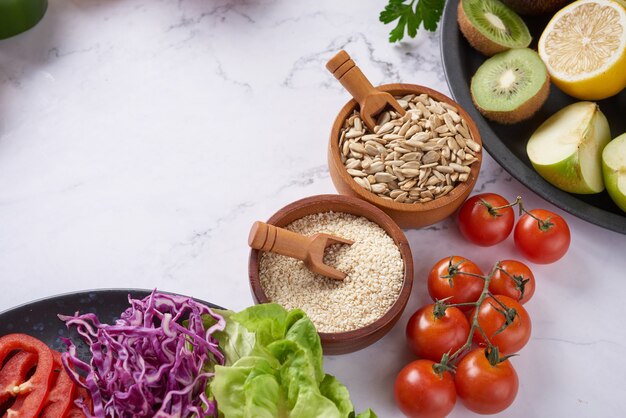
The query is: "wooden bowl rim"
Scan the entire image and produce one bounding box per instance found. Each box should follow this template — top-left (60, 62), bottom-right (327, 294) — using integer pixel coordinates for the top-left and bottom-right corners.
top-left (248, 194), bottom-right (414, 345)
top-left (329, 83), bottom-right (483, 214)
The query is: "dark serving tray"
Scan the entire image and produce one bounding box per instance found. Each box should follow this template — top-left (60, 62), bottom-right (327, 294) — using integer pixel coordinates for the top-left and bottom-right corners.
top-left (440, 0), bottom-right (626, 234)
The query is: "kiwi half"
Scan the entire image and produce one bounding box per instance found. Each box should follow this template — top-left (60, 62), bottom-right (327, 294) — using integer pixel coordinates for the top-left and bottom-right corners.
top-left (458, 0), bottom-right (531, 56)
top-left (470, 48), bottom-right (550, 124)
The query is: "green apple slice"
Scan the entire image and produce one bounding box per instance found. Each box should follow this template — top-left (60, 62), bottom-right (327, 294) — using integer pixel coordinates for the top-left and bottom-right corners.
top-left (602, 133), bottom-right (626, 212)
top-left (527, 101), bottom-right (611, 194)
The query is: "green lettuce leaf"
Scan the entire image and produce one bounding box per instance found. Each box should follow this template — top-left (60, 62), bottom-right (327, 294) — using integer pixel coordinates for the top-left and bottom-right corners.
top-left (206, 303), bottom-right (376, 418)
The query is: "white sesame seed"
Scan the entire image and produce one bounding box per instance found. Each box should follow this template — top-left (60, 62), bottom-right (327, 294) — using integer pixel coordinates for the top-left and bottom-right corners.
top-left (259, 212), bottom-right (404, 333)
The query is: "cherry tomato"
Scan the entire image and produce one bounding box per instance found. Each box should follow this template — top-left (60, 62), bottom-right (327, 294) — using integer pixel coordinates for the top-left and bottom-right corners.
top-left (394, 360), bottom-right (456, 418)
top-left (406, 304), bottom-right (470, 362)
top-left (489, 260), bottom-right (536, 304)
top-left (472, 295), bottom-right (531, 354)
top-left (457, 193), bottom-right (515, 246)
top-left (455, 348), bottom-right (519, 414)
top-left (428, 256), bottom-right (484, 309)
top-left (514, 209), bottom-right (570, 264)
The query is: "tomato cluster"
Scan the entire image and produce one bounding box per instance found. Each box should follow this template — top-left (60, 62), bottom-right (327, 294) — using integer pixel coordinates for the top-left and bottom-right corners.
top-left (457, 193), bottom-right (571, 264)
top-left (395, 256), bottom-right (535, 417)
top-left (0, 333), bottom-right (90, 417)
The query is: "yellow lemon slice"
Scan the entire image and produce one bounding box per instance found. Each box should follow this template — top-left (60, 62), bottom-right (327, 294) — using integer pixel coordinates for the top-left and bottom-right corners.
top-left (538, 0), bottom-right (626, 100)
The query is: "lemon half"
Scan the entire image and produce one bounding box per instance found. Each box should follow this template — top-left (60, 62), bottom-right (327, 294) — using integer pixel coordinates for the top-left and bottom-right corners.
top-left (538, 0), bottom-right (626, 100)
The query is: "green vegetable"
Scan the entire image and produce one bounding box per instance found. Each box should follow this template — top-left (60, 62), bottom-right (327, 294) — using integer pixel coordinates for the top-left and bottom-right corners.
top-left (205, 304), bottom-right (376, 418)
top-left (380, 0), bottom-right (446, 42)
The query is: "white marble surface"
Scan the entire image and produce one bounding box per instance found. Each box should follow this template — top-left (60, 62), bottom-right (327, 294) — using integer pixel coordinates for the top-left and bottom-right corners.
top-left (1, 0), bottom-right (625, 416)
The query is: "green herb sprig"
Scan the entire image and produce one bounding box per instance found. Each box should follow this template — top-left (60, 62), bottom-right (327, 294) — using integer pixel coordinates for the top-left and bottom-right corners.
top-left (379, 0), bottom-right (445, 42)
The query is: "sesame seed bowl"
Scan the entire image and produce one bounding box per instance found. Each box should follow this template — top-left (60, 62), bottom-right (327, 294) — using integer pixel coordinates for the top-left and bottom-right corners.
top-left (248, 194), bottom-right (414, 355)
top-left (328, 83), bottom-right (483, 229)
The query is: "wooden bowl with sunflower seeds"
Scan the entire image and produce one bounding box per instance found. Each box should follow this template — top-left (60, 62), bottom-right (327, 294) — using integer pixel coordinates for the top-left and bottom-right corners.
top-left (328, 83), bottom-right (483, 229)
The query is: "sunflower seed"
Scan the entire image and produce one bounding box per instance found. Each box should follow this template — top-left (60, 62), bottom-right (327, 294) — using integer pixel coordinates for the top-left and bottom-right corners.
top-left (432, 170), bottom-right (446, 181)
top-left (455, 135), bottom-right (467, 149)
top-left (436, 165), bottom-right (454, 174)
top-left (404, 125), bottom-right (420, 138)
top-left (398, 120), bottom-right (412, 137)
top-left (401, 161), bottom-right (421, 170)
top-left (365, 144), bottom-right (380, 156)
top-left (377, 121), bottom-right (395, 134)
top-left (354, 176), bottom-right (371, 191)
top-left (421, 162), bottom-right (439, 169)
top-left (377, 112), bottom-right (391, 126)
top-left (466, 139), bottom-right (481, 153)
top-left (402, 168), bottom-right (420, 178)
top-left (345, 129), bottom-right (364, 139)
top-left (346, 159), bottom-right (361, 169)
top-left (443, 114), bottom-right (457, 134)
top-left (422, 150), bottom-right (440, 164)
top-left (448, 110), bottom-right (462, 124)
top-left (347, 142), bottom-right (364, 154)
top-left (400, 152), bottom-right (421, 162)
top-left (456, 124), bottom-right (470, 138)
top-left (338, 94), bottom-right (480, 204)
top-left (374, 172), bottom-right (396, 183)
top-left (371, 183), bottom-right (387, 194)
top-left (401, 179), bottom-right (417, 190)
top-left (347, 168), bottom-right (367, 177)
top-left (450, 163), bottom-right (470, 173)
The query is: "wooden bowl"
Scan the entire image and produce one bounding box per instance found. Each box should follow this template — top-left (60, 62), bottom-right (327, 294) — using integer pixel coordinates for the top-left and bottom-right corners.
top-left (328, 83), bottom-right (483, 229)
top-left (248, 194), bottom-right (414, 355)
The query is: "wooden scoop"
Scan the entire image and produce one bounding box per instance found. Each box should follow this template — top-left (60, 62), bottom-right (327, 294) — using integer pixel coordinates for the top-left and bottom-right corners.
top-left (326, 50), bottom-right (406, 131)
top-left (248, 221), bottom-right (354, 280)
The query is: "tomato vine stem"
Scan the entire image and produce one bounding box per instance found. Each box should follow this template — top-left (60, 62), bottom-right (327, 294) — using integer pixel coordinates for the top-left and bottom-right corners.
top-left (437, 262), bottom-right (500, 368)
top-left (432, 258), bottom-right (528, 375)
top-left (494, 195), bottom-right (554, 231)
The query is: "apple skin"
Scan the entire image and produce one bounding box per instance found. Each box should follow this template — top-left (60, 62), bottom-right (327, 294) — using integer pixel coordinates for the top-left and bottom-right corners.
top-left (527, 102), bottom-right (611, 194)
top-left (530, 152), bottom-right (596, 194)
top-left (602, 133), bottom-right (626, 212)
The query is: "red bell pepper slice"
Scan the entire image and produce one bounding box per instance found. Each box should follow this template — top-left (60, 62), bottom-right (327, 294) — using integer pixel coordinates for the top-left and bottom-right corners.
top-left (65, 387), bottom-right (91, 418)
top-left (0, 334), bottom-right (54, 418)
top-left (0, 351), bottom-right (37, 405)
top-left (38, 351), bottom-right (76, 418)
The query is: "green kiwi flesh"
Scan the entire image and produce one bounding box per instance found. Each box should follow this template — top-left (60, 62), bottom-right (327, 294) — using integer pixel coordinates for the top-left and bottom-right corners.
top-left (458, 0), bottom-right (531, 56)
top-left (471, 48), bottom-right (550, 124)
top-left (501, 0), bottom-right (572, 15)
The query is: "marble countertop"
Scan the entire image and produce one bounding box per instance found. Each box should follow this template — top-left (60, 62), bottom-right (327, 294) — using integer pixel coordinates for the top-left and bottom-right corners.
top-left (1, 0), bottom-right (625, 416)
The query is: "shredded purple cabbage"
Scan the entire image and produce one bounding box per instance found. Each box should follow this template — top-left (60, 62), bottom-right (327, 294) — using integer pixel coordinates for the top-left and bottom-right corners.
top-left (58, 290), bottom-right (225, 418)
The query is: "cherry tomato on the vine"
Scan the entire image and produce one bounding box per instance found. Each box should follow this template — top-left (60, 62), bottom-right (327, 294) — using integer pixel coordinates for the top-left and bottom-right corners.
top-left (472, 295), bottom-right (531, 354)
top-left (489, 260), bottom-right (536, 304)
top-left (457, 193), bottom-right (515, 246)
top-left (406, 304), bottom-right (470, 362)
top-left (428, 256), bottom-right (484, 309)
top-left (455, 348), bottom-right (519, 414)
top-left (514, 209), bottom-right (570, 264)
top-left (394, 360), bottom-right (456, 418)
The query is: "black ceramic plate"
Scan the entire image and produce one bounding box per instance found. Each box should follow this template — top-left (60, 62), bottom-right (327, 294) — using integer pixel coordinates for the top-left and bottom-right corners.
top-left (0, 289), bottom-right (223, 355)
top-left (441, 0), bottom-right (626, 234)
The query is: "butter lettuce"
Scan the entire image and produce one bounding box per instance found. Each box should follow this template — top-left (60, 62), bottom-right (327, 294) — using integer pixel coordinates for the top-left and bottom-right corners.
top-left (205, 304), bottom-right (376, 418)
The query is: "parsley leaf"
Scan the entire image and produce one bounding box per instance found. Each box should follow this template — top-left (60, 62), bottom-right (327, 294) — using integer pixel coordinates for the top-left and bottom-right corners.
top-left (379, 0), bottom-right (446, 42)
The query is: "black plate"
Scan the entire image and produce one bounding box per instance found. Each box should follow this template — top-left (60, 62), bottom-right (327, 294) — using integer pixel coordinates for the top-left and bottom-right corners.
top-left (441, 0), bottom-right (626, 234)
top-left (0, 289), bottom-right (223, 354)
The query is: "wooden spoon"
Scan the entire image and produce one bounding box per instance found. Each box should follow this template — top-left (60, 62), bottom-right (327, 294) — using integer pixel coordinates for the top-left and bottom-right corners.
top-left (248, 221), bottom-right (353, 280)
top-left (326, 50), bottom-right (406, 131)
